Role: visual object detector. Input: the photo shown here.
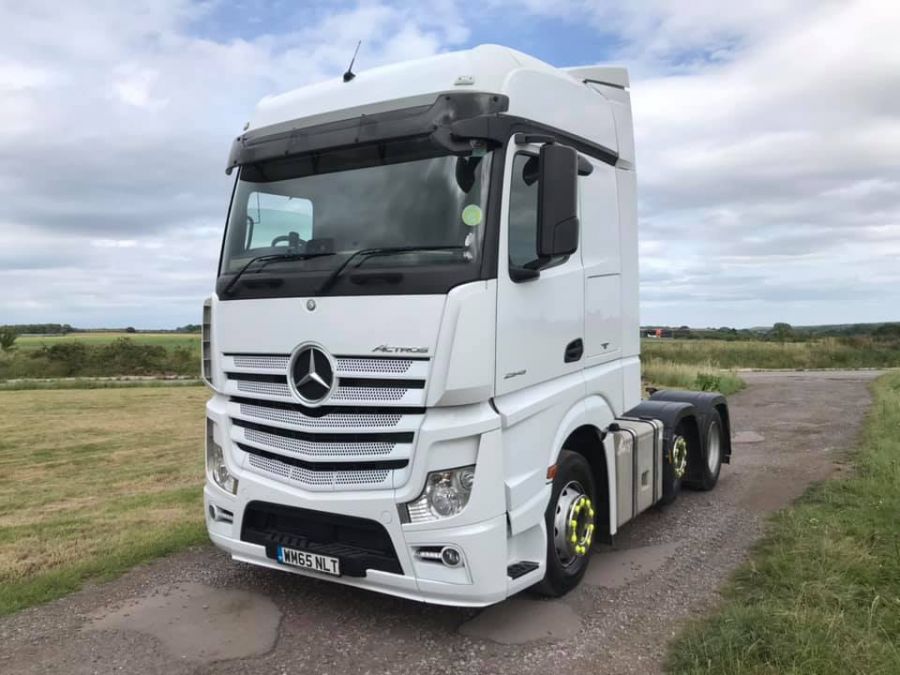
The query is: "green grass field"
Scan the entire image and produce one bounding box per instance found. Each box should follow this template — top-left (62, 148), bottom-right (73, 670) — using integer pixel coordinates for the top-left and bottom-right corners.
top-left (0, 386), bottom-right (208, 616)
top-left (14, 332), bottom-right (198, 351)
top-left (668, 372), bottom-right (900, 674)
top-left (643, 337), bottom-right (900, 370)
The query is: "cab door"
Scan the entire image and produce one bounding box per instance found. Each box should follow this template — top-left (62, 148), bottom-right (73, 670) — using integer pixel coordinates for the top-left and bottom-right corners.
top-left (495, 139), bottom-right (585, 396)
top-left (580, 159), bottom-right (622, 366)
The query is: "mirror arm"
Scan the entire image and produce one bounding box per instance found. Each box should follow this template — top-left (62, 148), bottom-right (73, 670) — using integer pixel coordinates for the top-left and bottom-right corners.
top-left (513, 132), bottom-right (556, 145)
top-left (577, 155), bottom-right (593, 176)
top-left (512, 133), bottom-right (592, 175)
top-left (509, 265), bottom-right (540, 282)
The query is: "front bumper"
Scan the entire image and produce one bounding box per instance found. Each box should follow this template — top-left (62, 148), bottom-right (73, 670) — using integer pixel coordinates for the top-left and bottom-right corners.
top-left (206, 486), bottom-right (509, 606)
top-left (204, 395), bottom-right (539, 607)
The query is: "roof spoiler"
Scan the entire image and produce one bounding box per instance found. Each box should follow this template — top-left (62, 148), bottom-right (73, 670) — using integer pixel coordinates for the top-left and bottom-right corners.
top-left (562, 66), bottom-right (629, 89)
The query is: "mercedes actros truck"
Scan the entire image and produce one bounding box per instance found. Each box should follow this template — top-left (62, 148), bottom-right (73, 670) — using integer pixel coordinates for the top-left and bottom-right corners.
top-left (202, 45), bottom-right (731, 606)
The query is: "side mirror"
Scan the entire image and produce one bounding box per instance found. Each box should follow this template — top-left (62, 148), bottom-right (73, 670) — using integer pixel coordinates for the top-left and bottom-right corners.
top-left (537, 143), bottom-right (579, 259)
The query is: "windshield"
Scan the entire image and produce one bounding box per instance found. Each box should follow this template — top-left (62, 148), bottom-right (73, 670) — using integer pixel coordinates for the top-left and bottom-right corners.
top-left (220, 139), bottom-right (493, 297)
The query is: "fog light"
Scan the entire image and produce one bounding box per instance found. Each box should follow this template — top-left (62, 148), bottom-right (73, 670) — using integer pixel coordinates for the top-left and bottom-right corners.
top-left (206, 419), bottom-right (238, 495)
top-left (440, 547), bottom-right (462, 568)
top-left (208, 503), bottom-right (234, 523)
top-left (405, 466), bottom-right (475, 523)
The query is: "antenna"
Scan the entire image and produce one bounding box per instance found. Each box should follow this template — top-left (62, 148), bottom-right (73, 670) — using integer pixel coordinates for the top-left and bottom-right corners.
top-left (342, 41), bottom-right (362, 82)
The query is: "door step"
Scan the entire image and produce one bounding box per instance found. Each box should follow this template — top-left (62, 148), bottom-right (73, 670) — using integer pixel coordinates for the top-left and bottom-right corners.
top-left (507, 561), bottom-right (540, 579)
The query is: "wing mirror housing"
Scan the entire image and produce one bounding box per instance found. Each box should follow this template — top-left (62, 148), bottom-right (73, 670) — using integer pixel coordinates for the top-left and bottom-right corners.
top-left (536, 143), bottom-right (579, 259)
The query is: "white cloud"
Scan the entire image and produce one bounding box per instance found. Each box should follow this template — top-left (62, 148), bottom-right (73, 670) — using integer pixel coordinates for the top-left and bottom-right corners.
top-left (1, 0), bottom-right (897, 328)
top-left (111, 66), bottom-right (169, 109)
top-left (0, 61), bottom-right (54, 90)
top-left (619, 0), bottom-right (900, 326)
top-left (0, 0), bottom-right (468, 327)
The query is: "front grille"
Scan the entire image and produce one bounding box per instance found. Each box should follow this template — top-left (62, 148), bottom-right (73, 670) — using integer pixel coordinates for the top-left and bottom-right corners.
top-left (232, 354), bottom-right (289, 370)
top-left (245, 427), bottom-right (395, 457)
top-left (241, 500), bottom-right (403, 576)
top-left (247, 454), bottom-right (391, 489)
top-left (224, 352), bottom-right (429, 491)
top-left (336, 357), bottom-right (415, 374)
top-left (237, 379), bottom-right (291, 397)
top-left (239, 400), bottom-right (403, 429)
top-left (234, 417), bottom-right (410, 459)
top-left (331, 386), bottom-right (408, 402)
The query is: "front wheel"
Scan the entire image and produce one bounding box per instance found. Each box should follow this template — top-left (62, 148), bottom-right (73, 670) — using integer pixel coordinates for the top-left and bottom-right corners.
top-left (533, 450), bottom-right (597, 597)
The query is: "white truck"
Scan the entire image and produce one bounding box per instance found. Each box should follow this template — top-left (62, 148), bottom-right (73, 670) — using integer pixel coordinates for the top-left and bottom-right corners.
top-left (202, 45), bottom-right (731, 606)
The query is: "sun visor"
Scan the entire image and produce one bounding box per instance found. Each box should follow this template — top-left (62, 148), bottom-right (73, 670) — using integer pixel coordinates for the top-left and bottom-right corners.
top-left (226, 93), bottom-right (509, 174)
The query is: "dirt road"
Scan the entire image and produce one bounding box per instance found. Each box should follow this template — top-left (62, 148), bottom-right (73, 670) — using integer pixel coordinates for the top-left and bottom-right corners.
top-left (0, 370), bottom-right (881, 674)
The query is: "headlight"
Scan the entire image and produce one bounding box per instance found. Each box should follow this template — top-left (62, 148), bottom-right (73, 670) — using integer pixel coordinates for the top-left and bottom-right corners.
top-left (206, 419), bottom-right (237, 494)
top-left (405, 466), bottom-right (475, 523)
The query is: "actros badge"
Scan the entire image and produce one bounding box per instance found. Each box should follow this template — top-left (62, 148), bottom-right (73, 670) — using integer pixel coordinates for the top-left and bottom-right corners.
top-left (372, 344), bottom-right (429, 354)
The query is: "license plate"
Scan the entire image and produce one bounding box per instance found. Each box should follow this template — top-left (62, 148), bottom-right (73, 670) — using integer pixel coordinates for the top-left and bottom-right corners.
top-left (276, 546), bottom-right (341, 576)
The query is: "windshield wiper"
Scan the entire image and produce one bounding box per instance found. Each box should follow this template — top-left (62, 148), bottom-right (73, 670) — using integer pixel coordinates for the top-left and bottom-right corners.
top-left (222, 252), bottom-right (336, 297)
top-left (316, 246), bottom-right (468, 295)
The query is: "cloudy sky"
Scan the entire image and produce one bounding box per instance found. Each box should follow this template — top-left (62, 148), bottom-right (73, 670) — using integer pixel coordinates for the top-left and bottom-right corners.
top-left (2, 0), bottom-right (898, 329)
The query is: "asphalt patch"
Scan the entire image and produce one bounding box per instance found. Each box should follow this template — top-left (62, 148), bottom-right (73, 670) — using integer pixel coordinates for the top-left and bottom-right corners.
top-left (458, 596), bottom-right (581, 644)
top-left (734, 430), bottom-right (765, 443)
top-left (583, 541), bottom-right (681, 589)
top-left (88, 582), bottom-right (281, 663)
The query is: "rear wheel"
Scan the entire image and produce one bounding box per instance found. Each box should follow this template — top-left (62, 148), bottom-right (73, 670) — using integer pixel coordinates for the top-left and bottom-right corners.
top-left (685, 410), bottom-right (724, 491)
top-left (533, 450), bottom-right (596, 597)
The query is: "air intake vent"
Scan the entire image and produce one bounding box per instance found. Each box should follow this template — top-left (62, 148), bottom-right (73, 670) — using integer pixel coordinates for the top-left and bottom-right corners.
top-left (202, 300), bottom-right (212, 383)
top-left (241, 501), bottom-right (402, 576)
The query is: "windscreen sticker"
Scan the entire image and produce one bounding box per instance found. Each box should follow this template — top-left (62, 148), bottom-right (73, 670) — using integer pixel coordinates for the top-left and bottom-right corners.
top-left (461, 204), bottom-right (483, 227)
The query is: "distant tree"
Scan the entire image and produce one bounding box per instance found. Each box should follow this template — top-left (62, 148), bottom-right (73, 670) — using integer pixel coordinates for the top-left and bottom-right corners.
top-left (0, 323), bottom-right (72, 335)
top-left (772, 322), bottom-right (794, 342)
top-left (125, 326), bottom-right (137, 334)
top-left (873, 323), bottom-right (900, 339)
top-left (0, 328), bottom-right (17, 352)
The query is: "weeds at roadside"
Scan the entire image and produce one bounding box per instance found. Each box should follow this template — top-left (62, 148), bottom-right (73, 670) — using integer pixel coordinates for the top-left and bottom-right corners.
top-left (642, 358), bottom-right (744, 396)
top-left (0, 337), bottom-right (199, 380)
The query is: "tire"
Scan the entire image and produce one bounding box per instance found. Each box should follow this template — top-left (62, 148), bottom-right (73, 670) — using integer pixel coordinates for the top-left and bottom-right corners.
top-left (533, 450), bottom-right (597, 597)
top-left (658, 421), bottom-right (690, 506)
top-left (685, 410), bottom-right (724, 491)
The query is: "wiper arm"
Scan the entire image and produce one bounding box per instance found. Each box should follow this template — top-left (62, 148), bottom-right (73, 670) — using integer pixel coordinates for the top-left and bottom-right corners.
top-left (222, 252), bottom-right (335, 297)
top-left (316, 245), bottom-right (467, 296)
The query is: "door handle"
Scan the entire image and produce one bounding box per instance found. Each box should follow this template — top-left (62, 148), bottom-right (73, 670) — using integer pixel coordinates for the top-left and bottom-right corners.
top-left (565, 338), bottom-right (584, 363)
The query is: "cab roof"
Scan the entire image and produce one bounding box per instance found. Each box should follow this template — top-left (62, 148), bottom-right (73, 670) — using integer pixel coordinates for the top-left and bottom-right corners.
top-left (242, 44), bottom-right (628, 166)
top-left (248, 45), bottom-right (606, 129)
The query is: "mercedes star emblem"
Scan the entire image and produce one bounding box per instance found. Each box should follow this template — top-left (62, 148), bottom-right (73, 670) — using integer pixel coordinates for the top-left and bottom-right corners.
top-left (289, 345), bottom-right (335, 404)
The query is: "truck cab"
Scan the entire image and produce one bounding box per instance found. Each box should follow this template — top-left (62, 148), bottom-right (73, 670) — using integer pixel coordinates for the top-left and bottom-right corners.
top-left (202, 45), bottom-right (731, 606)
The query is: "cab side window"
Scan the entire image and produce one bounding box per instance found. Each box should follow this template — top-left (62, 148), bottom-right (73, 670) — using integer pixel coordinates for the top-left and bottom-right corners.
top-left (507, 153), bottom-right (540, 268)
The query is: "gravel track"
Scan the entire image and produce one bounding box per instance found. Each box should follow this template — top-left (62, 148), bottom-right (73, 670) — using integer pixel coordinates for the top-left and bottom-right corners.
top-left (0, 370), bottom-right (881, 674)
